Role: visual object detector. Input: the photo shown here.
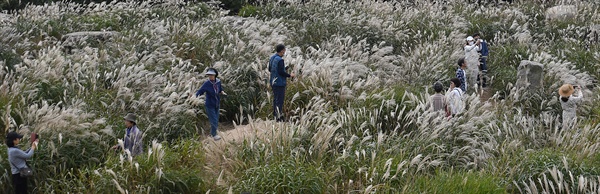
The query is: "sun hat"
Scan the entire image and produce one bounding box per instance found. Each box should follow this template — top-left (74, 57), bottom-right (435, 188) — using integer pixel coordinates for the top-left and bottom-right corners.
top-left (123, 113), bottom-right (137, 123)
top-left (558, 84), bottom-right (575, 97)
top-left (6, 131), bottom-right (23, 141)
top-left (205, 69), bottom-right (217, 75)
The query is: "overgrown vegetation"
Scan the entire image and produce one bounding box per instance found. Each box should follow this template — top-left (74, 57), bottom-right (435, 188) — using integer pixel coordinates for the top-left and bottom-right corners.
top-left (1, 0), bottom-right (599, 193)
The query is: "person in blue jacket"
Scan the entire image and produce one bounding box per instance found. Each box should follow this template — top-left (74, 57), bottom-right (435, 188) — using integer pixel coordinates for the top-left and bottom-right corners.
top-left (195, 68), bottom-right (226, 140)
top-left (6, 131), bottom-right (38, 194)
top-left (474, 33), bottom-right (489, 87)
top-left (269, 44), bottom-right (295, 122)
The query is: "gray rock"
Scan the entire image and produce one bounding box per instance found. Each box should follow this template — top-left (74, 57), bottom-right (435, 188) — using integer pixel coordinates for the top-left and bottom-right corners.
top-left (545, 5), bottom-right (577, 21)
top-left (516, 60), bottom-right (544, 89)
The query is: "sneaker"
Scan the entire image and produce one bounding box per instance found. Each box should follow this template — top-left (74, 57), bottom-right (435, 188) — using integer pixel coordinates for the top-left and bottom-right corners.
top-left (213, 135), bottom-right (221, 141)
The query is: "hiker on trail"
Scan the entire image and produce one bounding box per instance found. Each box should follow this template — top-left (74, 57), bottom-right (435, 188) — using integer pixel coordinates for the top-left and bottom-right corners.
top-left (428, 81), bottom-right (446, 112)
top-left (112, 113), bottom-right (144, 156)
top-left (559, 84), bottom-right (583, 130)
top-left (464, 36), bottom-right (480, 92)
top-left (6, 131), bottom-right (38, 194)
top-left (447, 78), bottom-right (464, 117)
top-left (456, 58), bottom-right (467, 93)
top-left (474, 33), bottom-right (489, 87)
top-left (269, 44), bottom-right (295, 122)
top-left (195, 68), bottom-right (226, 141)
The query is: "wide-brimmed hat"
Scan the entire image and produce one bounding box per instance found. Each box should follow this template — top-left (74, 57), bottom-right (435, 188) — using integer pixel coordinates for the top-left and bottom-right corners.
top-left (558, 84), bottom-right (574, 97)
top-left (6, 131), bottom-right (23, 141)
top-left (123, 113), bottom-right (137, 123)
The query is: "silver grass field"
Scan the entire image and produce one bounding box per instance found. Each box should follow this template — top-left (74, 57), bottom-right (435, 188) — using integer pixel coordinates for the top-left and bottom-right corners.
top-left (1, 0), bottom-right (600, 193)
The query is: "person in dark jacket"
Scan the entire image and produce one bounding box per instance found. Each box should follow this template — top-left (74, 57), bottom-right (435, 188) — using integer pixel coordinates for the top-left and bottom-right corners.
top-left (269, 44), bottom-right (295, 122)
top-left (196, 68), bottom-right (226, 140)
top-left (474, 33), bottom-right (489, 87)
top-left (6, 131), bottom-right (38, 194)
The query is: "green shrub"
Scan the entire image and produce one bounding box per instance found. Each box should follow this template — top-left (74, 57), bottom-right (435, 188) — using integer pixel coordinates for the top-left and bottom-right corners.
top-left (407, 170), bottom-right (506, 194)
top-left (238, 5), bottom-right (260, 17)
top-left (235, 159), bottom-right (327, 194)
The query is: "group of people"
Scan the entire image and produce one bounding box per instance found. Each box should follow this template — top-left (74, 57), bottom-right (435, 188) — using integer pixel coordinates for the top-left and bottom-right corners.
top-left (463, 33), bottom-right (489, 92)
top-left (5, 37), bottom-right (586, 193)
top-left (428, 33), bottom-right (490, 117)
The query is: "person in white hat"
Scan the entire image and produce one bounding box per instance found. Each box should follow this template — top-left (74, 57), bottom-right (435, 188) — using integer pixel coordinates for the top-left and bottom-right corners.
top-left (112, 113), bottom-right (144, 156)
top-left (559, 84), bottom-right (583, 130)
top-left (464, 36), bottom-right (481, 92)
top-left (195, 68), bottom-right (227, 141)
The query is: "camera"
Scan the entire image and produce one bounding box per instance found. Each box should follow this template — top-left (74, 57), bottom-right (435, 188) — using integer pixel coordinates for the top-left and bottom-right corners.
top-left (30, 133), bottom-right (39, 143)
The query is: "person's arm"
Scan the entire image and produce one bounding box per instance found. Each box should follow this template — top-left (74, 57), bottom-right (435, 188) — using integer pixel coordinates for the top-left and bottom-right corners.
top-left (277, 60), bottom-right (291, 77)
top-left (12, 147), bottom-right (35, 160)
top-left (134, 131), bottom-right (143, 156)
top-left (219, 82), bottom-right (226, 95)
top-left (571, 89), bottom-right (583, 102)
top-left (195, 82), bottom-right (207, 97)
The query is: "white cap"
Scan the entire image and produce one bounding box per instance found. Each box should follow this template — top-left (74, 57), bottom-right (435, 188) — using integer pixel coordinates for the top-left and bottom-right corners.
top-left (466, 36), bottom-right (474, 41)
top-left (205, 69), bottom-right (217, 75)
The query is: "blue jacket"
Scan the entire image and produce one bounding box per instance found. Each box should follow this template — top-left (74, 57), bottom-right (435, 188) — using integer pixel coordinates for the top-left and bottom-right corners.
top-left (8, 147), bottom-right (34, 174)
top-left (196, 78), bottom-right (223, 108)
top-left (269, 54), bottom-right (290, 87)
top-left (479, 41), bottom-right (489, 57)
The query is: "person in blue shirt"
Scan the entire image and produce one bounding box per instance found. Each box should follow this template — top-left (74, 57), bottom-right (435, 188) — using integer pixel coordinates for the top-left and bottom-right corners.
top-left (456, 58), bottom-right (467, 93)
top-left (195, 68), bottom-right (226, 140)
top-left (474, 33), bottom-right (489, 87)
top-left (269, 44), bottom-right (295, 122)
top-left (6, 131), bottom-right (38, 194)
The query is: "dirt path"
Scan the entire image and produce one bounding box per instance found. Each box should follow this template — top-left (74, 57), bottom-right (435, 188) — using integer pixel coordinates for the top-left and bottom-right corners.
top-left (200, 119), bottom-right (283, 188)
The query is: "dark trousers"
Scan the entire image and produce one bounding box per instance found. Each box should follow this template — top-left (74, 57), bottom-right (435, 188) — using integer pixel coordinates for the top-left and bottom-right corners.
top-left (272, 86), bottom-right (286, 121)
top-left (205, 106), bottom-right (219, 136)
top-left (478, 57), bottom-right (488, 87)
top-left (12, 174), bottom-right (27, 194)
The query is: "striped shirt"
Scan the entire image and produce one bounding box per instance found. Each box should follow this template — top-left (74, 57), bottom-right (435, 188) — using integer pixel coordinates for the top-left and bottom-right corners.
top-left (456, 68), bottom-right (467, 92)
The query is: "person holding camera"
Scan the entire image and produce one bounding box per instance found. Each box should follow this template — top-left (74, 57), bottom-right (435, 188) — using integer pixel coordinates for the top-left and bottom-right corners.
top-left (6, 131), bottom-right (38, 194)
top-left (559, 84), bottom-right (583, 129)
top-left (195, 68), bottom-right (226, 141)
top-left (464, 36), bottom-right (481, 91)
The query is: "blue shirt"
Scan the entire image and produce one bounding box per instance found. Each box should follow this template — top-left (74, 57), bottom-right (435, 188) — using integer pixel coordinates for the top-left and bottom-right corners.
top-left (8, 147), bottom-right (34, 174)
top-left (196, 78), bottom-right (223, 108)
top-left (269, 54), bottom-right (290, 87)
top-left (479, 41), bottom-right (489, 57)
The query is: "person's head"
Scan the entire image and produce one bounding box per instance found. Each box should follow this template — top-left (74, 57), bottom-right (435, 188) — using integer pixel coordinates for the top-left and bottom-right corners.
top-left (275, 44), bottom-right (286, 57)
top-left (433, 81), bottom-right (443, 93)
top-left (123, 113), bottom-right (137, 128)
top-left (450, 78), bottom-right (461, 88)
top-left (473, 33), bottom-right (481, 40)
top-left (558, 84), bottom-right (574, 101)
top-left (466, 36), bottom-right (474, 45)
top-left (205, 68), bottom-right (218, 81)
top-left (457, 57), bottom-right (466, 68)
top-left (5, 131), bottom-right (23, 147)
